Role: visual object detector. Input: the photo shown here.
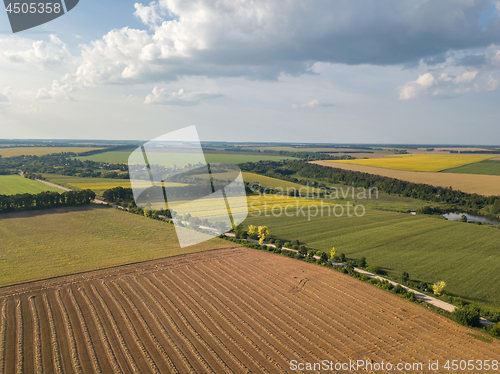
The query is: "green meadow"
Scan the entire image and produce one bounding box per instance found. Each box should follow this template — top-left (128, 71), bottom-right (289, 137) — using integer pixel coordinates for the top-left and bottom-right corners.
top-left (443, 159), bottom-right (500, 176)
top-left (0, 175), bottom-right (61, 195)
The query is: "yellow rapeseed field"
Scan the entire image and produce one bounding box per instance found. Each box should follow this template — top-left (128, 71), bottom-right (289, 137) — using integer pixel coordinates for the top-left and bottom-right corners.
top-left (0, 147), bottom-right (105, 158)
top-left (327, 154), bottom-right (495, 172)
top-left (68, 180), bottom-right (187, 194)
top-left (156, 195), bottom-right (339, 220)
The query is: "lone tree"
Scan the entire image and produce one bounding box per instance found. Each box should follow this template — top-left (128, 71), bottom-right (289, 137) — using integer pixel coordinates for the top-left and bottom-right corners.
top-left (461, 214), bottom-right (468, 223)
top-left (247, 225), bottom-right (258, 239)
top-left (258, 226), bottom-right (270, 245)
top-left (432, 281), bottom-right (447, 296)
top-left (318, 251), bottom-right (328, 263)
top-left (330, 247), bottom-right (336, 260)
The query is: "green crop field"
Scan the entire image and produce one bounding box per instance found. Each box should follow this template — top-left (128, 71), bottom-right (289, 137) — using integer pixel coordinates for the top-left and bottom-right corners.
top-left (75, 150), bottom-right (295, 164)
top-left (244, 206), bottom-right (500, 308)
top-left (442, 159), bottom-right (500, 175)
top-left (0, 175), bottom-right (62, 195)
top-left (0, 206), bottom-right (233, 287)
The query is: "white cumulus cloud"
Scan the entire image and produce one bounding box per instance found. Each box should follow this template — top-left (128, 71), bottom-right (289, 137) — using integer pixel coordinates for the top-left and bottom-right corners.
top-left (0, 34), bottom-right (72, 70)
top-left (144, 87), bottom-right (223, 105)
top-left (292, 99), bottom-right (334, 109)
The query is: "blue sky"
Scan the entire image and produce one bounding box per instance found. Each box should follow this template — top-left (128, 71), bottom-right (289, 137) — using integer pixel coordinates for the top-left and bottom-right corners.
top-left (1, 0), bottom-right (500, 144)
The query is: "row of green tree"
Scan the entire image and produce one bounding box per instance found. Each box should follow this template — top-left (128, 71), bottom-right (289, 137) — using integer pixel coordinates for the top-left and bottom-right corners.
top-left (0, 189), bottom-right (96, 213)
top-left (217, 147), bottom-right (353, 161)
top-left (239, 160), bottom-right (500, 212)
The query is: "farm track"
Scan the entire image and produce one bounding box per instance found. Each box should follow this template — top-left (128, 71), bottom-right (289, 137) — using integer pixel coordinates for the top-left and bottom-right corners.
top-left (1, 247), bottom-right (500, 373)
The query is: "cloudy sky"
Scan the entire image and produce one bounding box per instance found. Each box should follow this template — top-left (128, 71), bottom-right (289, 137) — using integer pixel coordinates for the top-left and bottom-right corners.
top-left (1, 0), bottom-right (500, 144)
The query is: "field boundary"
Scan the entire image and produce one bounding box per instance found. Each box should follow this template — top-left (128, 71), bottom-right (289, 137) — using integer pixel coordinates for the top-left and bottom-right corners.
top-left (0, 247), bottom-right (240, 297)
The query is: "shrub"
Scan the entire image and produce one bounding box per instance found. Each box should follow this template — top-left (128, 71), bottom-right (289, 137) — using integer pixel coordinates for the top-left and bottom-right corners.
top-left (360, 274), bottom-right (370, 282)
top-left (406, 292), bottom-right (416, 302)
top-left (453, 305), bottom-right (481, 327)
top-left (358, 256), bottom-right (367, 268)
top-left (365, 265), bottom-right (384, 275)
top-left (275, 240), bottom-right (282, 249)
top-left (338, 266), bottom-right (348, 274)
top-left (432, 281), bottom-right (447, 296)
top-left (391, 284), bottom-right (405, 294)
top-left (338, 253), bottom-right (346, 262)
top-left (488, 323), bottom-right (500, 337)
top-left (284, 242), bottom-right (291, 248)
top-left (269, 238), bottom-right (275, 244)
top-left (378, 280), bottom-right (392, 290)
top-left (298, 245), bottom-right (308, 255)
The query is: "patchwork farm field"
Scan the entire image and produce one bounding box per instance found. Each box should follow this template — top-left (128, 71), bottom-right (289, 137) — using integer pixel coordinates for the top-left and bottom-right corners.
top-left (1, 248), bottom-right (499, 373)
top-left (327, 154), bottom-right (495, 172)
top-left (75, 151), bottom-right (295, 165)
top-left (0, 206), bottom-right (233, 287)
top-left (40, 174), bottom-right (134, 195)
top-left (40, 174), bottom-right (188, 195)
top-left (443, 159), bottom-right (500, 175)
top-left (0, 175), bottom-right (61, 195)
top-left (245, 208), bottom-right (500, 307)
top-left (0, 147), bottom-right (104, 158)
top-left (40, 172), bottom-right (318, 196)
top-left (312, 160), bottom-right (500, 196)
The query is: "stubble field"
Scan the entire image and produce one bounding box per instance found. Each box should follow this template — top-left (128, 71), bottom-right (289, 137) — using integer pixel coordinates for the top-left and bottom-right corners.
top-left (0, 206), bottom-right (232, 287)
top-left (1, 248), bottom-right (499, 373)
top-left (0, 147), bottom-right (104, 158)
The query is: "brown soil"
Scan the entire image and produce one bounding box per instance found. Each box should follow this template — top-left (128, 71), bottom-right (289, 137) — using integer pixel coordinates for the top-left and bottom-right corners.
top-left (1, 248), bottom-right (499, 373)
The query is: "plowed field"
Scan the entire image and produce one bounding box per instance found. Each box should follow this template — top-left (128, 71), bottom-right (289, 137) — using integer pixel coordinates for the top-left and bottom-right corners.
top-left (1, 248), bottom-right (499, 373)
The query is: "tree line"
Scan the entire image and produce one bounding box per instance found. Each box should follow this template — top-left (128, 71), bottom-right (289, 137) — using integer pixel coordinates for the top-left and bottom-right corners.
top-left (0, 154), bottom-right (129, 179)
top-left (0, 189), bottom-right (96, 213)
top-left (239, 160), bottom-right (500, 213)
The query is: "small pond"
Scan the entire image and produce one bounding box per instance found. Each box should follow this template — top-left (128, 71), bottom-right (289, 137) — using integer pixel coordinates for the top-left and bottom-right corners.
top-left (442, 212), bottom-right (500, 226)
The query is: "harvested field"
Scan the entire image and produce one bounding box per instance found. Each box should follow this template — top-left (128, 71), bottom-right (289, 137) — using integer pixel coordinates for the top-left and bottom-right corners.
top-left (312, 160), bottom-right (500, 196)
top-left (1, 248), bottom-right (499, 373)
top-left (0, 147), bottom-right (104, 158)
top-left (0, 206), bottom-right (233, 287)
